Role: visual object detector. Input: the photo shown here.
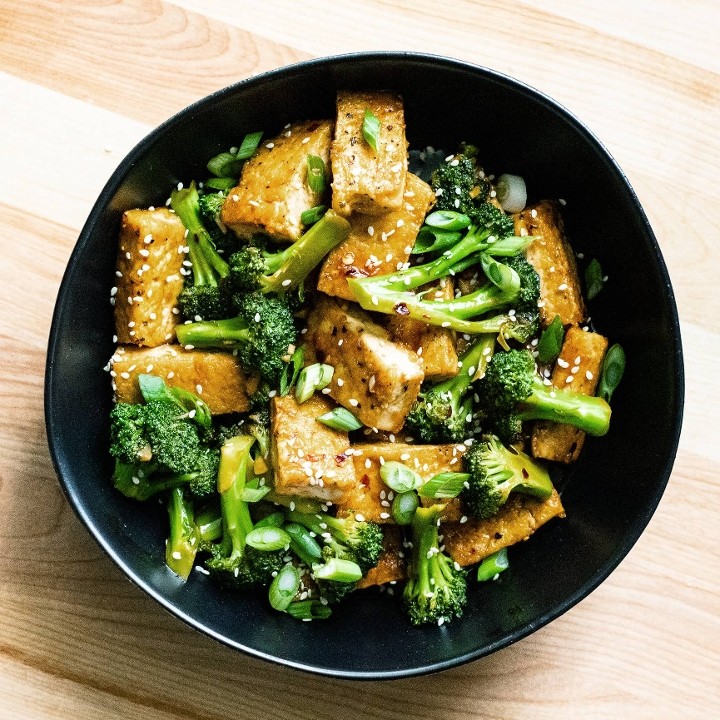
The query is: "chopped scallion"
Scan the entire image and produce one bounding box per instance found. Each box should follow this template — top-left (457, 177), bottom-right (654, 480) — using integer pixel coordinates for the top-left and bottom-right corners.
top-left (280, 345), bottom-right (305, 396)
top-left (362, 108), bottom-right (380, 152)
top-left (417, 472), bottom-right (467, 499)
top-left (204, 176), bottom-right (236, 191)
top-left (306, 154), bottom-right (326, 194)
top-left (495, 174), bottom-right (527, 213)
top-left (424, 210), bottom-right (472, 231)
top-left (380, 461), bottom-right (423, 494)
top-left (246, 526), bottom-right (291, 552)
top-left (597, 343), bottom-right (625, 402)
top-left (301, 204), bottom-right (327, 226)
top-left (477, 547), bottom-right (509, 581)
top-left (391, 490), bottom-right (419, 525)
top-left (295, 363), bottom-right (334, 404)
top-left (269, 564), bottom-right (300, 612)
top-left (286, 599), bottom-right (332, 620)
top-left (316, 407), bottom-right (363, 431)
top-left (585, 258), bottom-right (604, 300)
top-left (537, 314), bottom-right (565, 364)
top-left (236, 131), bottom-right (263, 160)
top-left (312, 558), bottom-right (363, 583)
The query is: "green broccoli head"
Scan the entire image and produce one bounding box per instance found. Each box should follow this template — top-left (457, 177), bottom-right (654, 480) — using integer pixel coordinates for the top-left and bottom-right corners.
top-left (462, 435), bottom-right (554, 519)
top-left (402, 505), bottom-right (468, 626)
top-left (109, 402), bottom-right (151, 464)
top-left (406, 386), bottom-right (469, 444)
top-left (206, 544), bottom-right (285, 591)
top-left (178, 284), bottom-right (229, 322)
top-left (225, 246), bottom-right (268, 294)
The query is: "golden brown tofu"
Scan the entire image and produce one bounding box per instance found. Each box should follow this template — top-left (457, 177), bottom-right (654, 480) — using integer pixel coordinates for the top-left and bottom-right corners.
top-left (331, 90), bottom-right (408, 216)
top-left (114, 208), bottom-right (186, 347)
top-left (110, 344), bottom-right (258, 415)
top-left (221, 119), bottom-right (334, 242)
top-left (514, 200), bottom-right (586, 327)
top-left (305, 296), bottom-right (424, 433)
top-left (441, 489), bottom-right (565, 567)
top-left (387, 277), bottom-right (459, 380)
top-left (317, 173), bottom-right (434, 300)
top-left (356, 526), bottom-right (407, 589)
top-left (532, 327), bottom-right (609, 463)
top-left (335, 443), bottom-right (466, 523)
top-left (270, 394), bottom-right (357, 503)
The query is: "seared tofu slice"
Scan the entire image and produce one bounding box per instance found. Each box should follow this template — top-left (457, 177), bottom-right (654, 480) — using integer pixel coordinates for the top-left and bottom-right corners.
top-left (110, 344), bottom-right (258, 415)
top-left (356, 526), bottom-right (407, 589)
top-left (114, 208), bottom-right (186, 347)
top-left (335, 443), bottom-right (466, 523)
top-left (317, 173), bottom-right (435, 300)
top-left (305, 296), bottom-right (424, 433)
top-left (441, 489), bottom-right (565, 567)
top-left (532, 327), bottom-right (609, 463)
top-left (270, 394), bottom-right (357, 503)
top-left (514, 200), bottom-right (586, 327)
top-left (387, 277), bottom-right (459, 380)
top-left (331, 90), bottom-right (408, 216)
top-left (221, 119), bottom-right (334, 242)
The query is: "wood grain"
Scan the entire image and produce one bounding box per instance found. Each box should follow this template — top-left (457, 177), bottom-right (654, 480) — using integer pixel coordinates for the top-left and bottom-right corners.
top-left (1, 1), bottom-right (719, 718)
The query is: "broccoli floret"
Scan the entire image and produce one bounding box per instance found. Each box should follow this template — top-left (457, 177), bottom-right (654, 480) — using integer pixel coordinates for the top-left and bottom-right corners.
top-left (477, 349), bottom-right (612, 439)
top-left (175, 292), bottom-right (297, 384)
top-left (402, 505), bottom-right (468, 626)
top-left (406, 334), bottom-right (495, 443)
top-left (431, 150), bottom-right (513, 238)
top-left (171, 183), bottom-right (231, 321)
top-left (109, 376), bottom-right (219, 500)
top-left (196, 191), bottom-right (242, 257)
top-left (460, 435), bottom-right (554, 519)
top-left (165, 486), bottom-right (199, 580)
top-left (204, 434), bottom-right (284, 590)
top-left (223, 210), bottom-right (350, 295)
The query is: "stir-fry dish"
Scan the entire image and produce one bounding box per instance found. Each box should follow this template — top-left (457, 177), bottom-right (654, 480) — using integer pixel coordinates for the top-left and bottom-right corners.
top-left (106, 91), bottom-right (625, 625)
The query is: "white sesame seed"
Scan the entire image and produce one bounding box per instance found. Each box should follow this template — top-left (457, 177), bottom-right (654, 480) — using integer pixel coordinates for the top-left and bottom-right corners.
top-left (196, 384), bottom-right (203, 394)
top-left (349, 398), bottom-right (359, 407)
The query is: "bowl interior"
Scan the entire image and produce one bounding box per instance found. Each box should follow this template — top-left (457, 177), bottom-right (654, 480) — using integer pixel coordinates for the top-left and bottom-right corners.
top-left (45, 53), bottom-right (683, 679)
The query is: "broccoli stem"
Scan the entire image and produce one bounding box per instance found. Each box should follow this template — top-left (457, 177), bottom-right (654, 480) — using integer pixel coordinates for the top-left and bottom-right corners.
top-left (260, 210), bottom-right (350, 293)
top-left (175, 315), bottom-right (252, 348)
top-left (171, 182), bottom-right (229, 279)
top-left (217, 435), bottom-right (255, 560)
top-left (521, 377), bottom-right (611, 436)
top-left (165, 487), bottom-right (198, 580)
top-left (412, 506), bottom-right (442, 599)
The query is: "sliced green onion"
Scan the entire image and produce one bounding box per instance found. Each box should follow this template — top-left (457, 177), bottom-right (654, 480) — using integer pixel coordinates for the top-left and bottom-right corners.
top-left (254, 511), bottom-right (285, 529)
top-left (537, 314), bottom-right (565, 364)
top-left (481, 253), bottom-right (520, 292)
top-left (241, 483), bottom-right (271, 503)
top-left (597, 343), bottom-right (625, 402)
top-left (483, 235), bottom-right (534, 257)
top-left (269, 564), bottom-right (300, 611)
top-left (280, 345), bottom-right (305, 396)
top-left (424, 210), bottom-right (472, 231)
top-left (316, 407), bottom-right (363, 432)
top-left (418, 472), bottom-right (467, 499)
top-left (207, 151), bottom-right (241, 178)
top-left (585, 258), bottom-right (605, 300)
top-left (195, 509), bottom-right (222, 543)
top-left (312, 558), bottom-right (363, 583)
top-left (286, 599), bottom-right (332, 620)
top-left (204, 176), bottom-right (237, 191)
top-left (285, 523), bottom-right (323, 566)
top-left (236, 131), bottom-right (263, 160)
top-left (477, 547), bottom-right (509, 581)
top-left (495, 174), bottom-right (527, 213)
top-left (301, 204), bottom-right (327, 226)
top-left (246, 526), bottom-right (291, 552)
top-left (295, 363), bottom-right (334, 404)
top-left (306, 155), bottom-right (326, 194)
top-left (380, 461), bottom-right (423, 494)
top-left (411, 226), bottom-right (462, 255)
top-left (362, 108), bottom-right (380, 152)
top-left (391, 490), bottom-right (419, 525)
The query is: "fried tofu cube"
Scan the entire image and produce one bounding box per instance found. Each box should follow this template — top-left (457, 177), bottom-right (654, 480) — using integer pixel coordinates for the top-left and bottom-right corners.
top-left (356, 526), bottom-right (407, 589)
top-left (270, 394), bottom-right (357, 503)
top-left (532, 327), bottom-right (609, 463)
top-left (305, 297), bottom-right (424, 433)
top-left (441, 489), bottom-right (565, 567)
top-left (387, 277), bottom-right (459, 380)
top-left (221, 119), bottom-right (334, 242)
top-left (331, 90), bottom-right (408, 216)
top-left (110, 344), bottom-right (258, 415)
top-left (335, 443), bottom-right (466, 523)
top-left (114, 208), bottom-right (186, 347)
top-left (317, 173), bottom-right (435, 300)
top-left (514, 200), bottom-right (586, 327)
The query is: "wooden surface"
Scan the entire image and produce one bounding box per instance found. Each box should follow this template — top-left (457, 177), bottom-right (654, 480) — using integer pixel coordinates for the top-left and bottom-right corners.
top-left (1, 1), bottom-right (718, 717)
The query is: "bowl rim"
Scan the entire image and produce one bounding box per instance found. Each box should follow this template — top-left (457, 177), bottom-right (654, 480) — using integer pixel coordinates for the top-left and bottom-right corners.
top-left (44, 50), bottom-right (685, 679)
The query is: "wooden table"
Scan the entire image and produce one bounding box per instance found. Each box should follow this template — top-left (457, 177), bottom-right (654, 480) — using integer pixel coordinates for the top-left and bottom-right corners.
top-left (1, 1), bottom-right (718, 717)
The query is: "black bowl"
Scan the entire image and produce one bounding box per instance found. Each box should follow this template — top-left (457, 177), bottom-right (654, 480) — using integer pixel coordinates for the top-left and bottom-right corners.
top-left (45, 52), bottom-right (683, 679)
